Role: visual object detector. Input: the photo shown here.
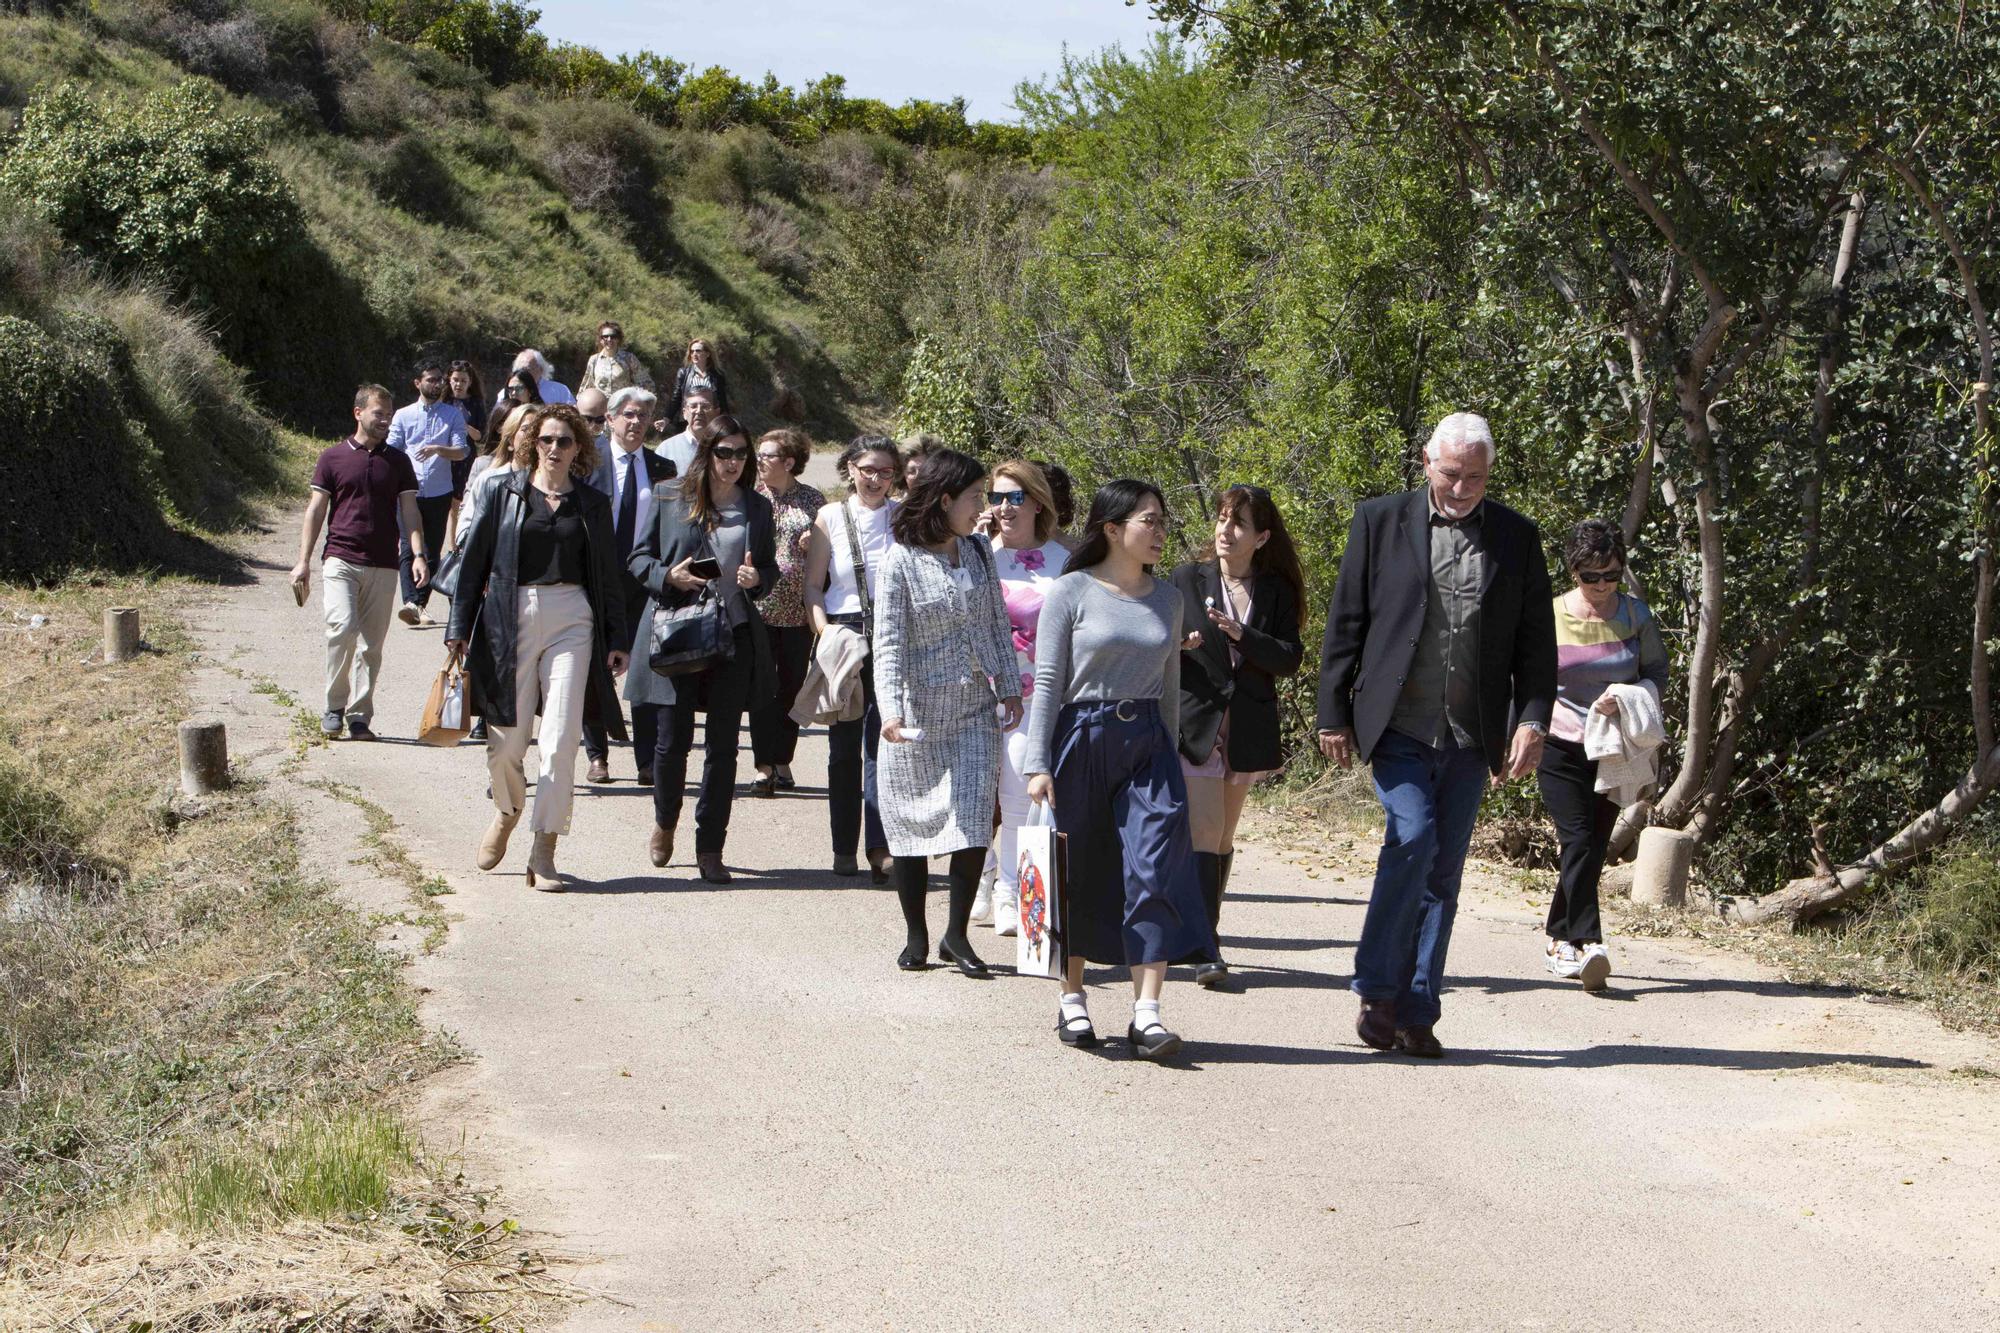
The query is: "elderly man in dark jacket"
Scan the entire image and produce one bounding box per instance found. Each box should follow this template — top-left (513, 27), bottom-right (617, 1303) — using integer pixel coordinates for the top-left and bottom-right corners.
top-left (1315, 412), bottom-right (1556, 1058)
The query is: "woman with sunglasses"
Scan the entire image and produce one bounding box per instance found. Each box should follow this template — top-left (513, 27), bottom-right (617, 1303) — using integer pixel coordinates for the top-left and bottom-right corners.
top-left (974, 459), bottom-right (1070, 936)
top-left (749, 429), bottom-right (826, 796)
top-left (1540, 519), bottom-right (1668, 989)
top-left (1170, 484), bottom-right (1308, 987)
top-left (1024, 480), bottom-right (1216, 1059)
top-left (875, 448), bottom-right (1023, 975)
top-left (503, 368), bottom-right (544, 412)
top-left (802, 437), bottom-right (903, 880)
top-left (665, 336), bottom-right (731, 429)
top-left (447, 404), bottom-right (629, 890)
top-left (627, 415), bottom-right (779, 883)
top-left (583, 320), bottom-right (654, 396)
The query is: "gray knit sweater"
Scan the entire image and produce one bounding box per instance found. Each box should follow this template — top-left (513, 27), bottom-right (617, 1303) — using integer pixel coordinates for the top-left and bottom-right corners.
top-left (1023, 571), bottom-right (1183, 776)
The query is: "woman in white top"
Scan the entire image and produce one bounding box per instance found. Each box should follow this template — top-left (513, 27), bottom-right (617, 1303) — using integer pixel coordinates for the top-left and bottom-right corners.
top-left (974, 459), bottom-right (1072, 936)
top-left (802, 436), bottom-right (902, 880)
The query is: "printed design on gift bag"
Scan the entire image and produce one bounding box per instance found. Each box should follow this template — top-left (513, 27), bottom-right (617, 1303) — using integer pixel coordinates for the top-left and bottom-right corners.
top-left (1017, 852), bottom-right (1048, 952)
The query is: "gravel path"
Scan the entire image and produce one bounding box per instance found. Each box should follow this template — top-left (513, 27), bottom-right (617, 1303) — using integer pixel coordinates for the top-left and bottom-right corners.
top-left (191, 459), bottom-right (2000, 1331)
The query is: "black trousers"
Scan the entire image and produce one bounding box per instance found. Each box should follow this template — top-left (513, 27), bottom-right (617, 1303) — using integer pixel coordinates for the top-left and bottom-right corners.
top-left (826, 627), bottom-right (884, 858)
top-left (585, 579), bottom-right (656, 768)
top-left (654, 626), bottom-right (751, 853)
top-left (400, 492), bottom-right (454, 609)
top-left (1536, 736), bottom-right (1617, 943)
top-left (749, 623), bottom-right (813, 769)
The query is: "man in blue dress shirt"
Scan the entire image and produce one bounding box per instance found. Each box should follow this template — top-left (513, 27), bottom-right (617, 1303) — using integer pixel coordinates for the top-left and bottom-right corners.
top-left (385, 357), bottom-right (468, 624)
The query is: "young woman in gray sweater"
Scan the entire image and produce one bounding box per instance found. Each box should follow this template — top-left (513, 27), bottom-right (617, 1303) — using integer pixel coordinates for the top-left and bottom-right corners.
top-left (1024, 479), bottom-right (1217, 1058)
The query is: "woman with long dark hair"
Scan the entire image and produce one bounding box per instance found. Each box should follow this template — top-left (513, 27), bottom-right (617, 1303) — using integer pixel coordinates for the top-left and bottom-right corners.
top-left (445, 359), bottom-right (487, 505)
top-left (447, 404), bottom-right (629, 889)
top-left (1024, 479), bottom-right (1215, 1058)
top-left (1171, 483), bottom-right (1308, 987)
top-left (502, 367), bottom-right (544, 412)
top-left (665, 335), bottom-right (731, 428)
top-left (874, 448), bottom-right (1023, 975)
top-left (626, 414), bottom-right (780, 883)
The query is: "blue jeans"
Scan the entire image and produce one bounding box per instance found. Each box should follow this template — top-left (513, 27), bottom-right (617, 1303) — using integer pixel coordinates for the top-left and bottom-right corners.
top-left (1351, 729), bottom-right (1488, 1027)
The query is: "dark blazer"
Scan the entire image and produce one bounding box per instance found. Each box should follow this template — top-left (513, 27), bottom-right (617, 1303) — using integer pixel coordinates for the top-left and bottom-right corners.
top-left (1171, 561), bottom-right (1306, 772)
top-left (584, 442), bottom-right (677, 644)
top-left (447, 471), bottom-right (629, 739)
top-left (624, 487), bottom-right (780, 709)
top-left (1314, 488), bottom-right (1556, 773)
top-left (665, 364), bottom-right (731, 424)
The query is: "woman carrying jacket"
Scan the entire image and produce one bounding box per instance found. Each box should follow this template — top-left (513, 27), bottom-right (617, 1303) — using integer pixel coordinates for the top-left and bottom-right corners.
top-left (627, 414), bottom-right (780, 884)
top-left (448, 404), bottom-right (629, 890)
top-left (1170, 483), bottom-right (1308, 987)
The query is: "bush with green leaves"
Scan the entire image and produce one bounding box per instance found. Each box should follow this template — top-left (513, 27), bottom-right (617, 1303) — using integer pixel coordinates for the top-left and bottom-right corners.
top-left (0, 79), bottom-right (299, 307)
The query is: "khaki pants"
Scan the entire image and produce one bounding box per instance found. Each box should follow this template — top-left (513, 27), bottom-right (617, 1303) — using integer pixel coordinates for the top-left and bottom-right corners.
top-left (323, 557), bottom-right (399, 721)
top-left (486, 585), bottom-right (594, 834)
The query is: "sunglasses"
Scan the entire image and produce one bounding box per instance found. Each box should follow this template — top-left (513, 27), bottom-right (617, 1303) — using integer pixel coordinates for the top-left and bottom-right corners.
top-left (600, 331), bottom-right (620, 340)
top-left (710, 445), bottom-right (750, 461)
top-left (755, 451), bottom-right (786, 463)
top-left (537, 434), bottom-right (576, 448)
top-left (581, 413), bottom-right (606, 426)
top-left (1575, 568), bottom-right (1623, 585)
top-left (987, 490), bottom-right (1028, 507)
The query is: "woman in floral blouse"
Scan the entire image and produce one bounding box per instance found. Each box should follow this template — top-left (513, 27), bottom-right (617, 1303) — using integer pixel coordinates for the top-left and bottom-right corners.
top-left (749, 428), bottom-right (827, 795)
top-left (977, 459), bottom-right (1072, 935)
top-left (581, 320), bottom-right (654, 396)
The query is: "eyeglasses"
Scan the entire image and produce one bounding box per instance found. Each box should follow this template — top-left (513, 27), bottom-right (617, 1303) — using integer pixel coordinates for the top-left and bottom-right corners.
top-left (755, 451), bottom-right (786, 464)
top-left (537, 434), bottom-right (576, 449)
top-left (1120, 514), bottom-right (1171, 531)
top-left (581, 413), bottom-right (606, 426)
top-left (508, 386), bottom-right (529, 396)
top-left (710, 445), bottom-right (750, 461)
top-left (852, 464), bottom-right (895, 480)
top-left (1575, 568), bottom-right (1623, 585)
top-left (987, 490), bottom-right (1028, 507)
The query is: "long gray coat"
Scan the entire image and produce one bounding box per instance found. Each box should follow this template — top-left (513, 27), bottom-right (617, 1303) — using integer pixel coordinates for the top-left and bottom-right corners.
top-left (624, 488), bottom-right (781, 709)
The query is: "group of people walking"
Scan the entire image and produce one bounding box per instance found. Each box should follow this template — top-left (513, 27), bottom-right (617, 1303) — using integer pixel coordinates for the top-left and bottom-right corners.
top-left (295, 351), bottom-right (1668, 1061)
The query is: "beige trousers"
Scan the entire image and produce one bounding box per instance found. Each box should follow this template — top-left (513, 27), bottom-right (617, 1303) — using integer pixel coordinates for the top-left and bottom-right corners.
top-left (486, 585), bottom-right (595, 834)
top-left (323, 557), bottom-right (399, 721)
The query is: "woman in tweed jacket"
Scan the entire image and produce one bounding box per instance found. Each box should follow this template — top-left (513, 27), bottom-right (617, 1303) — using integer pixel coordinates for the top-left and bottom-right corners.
top-left (876, 448), bottom-right (1023, 976)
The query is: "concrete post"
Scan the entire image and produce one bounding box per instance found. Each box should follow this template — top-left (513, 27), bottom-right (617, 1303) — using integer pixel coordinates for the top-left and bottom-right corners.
top-left (178, 721), bottom-right (229, 796)
top-left (104, 607), bottom-right (141, 662)
top-left (1631, 826), bottom-right (1696, 907)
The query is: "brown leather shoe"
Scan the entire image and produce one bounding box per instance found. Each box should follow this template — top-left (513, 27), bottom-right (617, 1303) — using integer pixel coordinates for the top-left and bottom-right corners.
top-left (696, 851), bottom-right (732, 884)
top-left (476, 809), bottom-right (520, 871)
top-left (1394, 1025), bottom-right (1445, 1059)
top-left (587, 758), bottom-right (612, 784)
top-left (1355, 998), bottom-right (1397, 1051)
top-left (635, 768), bottom-right (654, 787)
top-left (649, 824), bottom-right (673, 868)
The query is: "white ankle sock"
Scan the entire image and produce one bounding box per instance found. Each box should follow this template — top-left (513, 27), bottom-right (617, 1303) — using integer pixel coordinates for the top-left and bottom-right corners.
top-left (1060, 992), bottom-right (1089, 1023)
top-left (1133, 998), bottom-right (1162, 1032)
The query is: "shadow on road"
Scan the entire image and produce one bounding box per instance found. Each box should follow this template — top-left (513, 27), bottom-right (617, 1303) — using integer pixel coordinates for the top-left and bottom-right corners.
top-left (1177, 1041), bottom-right (1929, 1072)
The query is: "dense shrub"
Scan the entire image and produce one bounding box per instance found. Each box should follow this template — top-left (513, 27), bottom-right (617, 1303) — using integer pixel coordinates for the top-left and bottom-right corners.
top-left (96, 0), bottom-right (355, 126)
top-left (0, 80), bottom-right (299, 307)
top-left (533, 96), bottom-right (666, 236)
top-left (682, 125), bottom-right (804, 208)
top-left (360, 132), bottom-right (467, 224)
top-left (738, 201), bottom-right (810, 287)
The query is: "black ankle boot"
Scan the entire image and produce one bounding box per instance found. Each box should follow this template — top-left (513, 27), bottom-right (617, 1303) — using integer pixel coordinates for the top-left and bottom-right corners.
top-left (1193, 852), bottom-right (1228, 989)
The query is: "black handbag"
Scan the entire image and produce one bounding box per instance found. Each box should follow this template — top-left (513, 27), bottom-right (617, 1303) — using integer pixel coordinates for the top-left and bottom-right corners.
top-left (648, 588), bottom-right (733, 676)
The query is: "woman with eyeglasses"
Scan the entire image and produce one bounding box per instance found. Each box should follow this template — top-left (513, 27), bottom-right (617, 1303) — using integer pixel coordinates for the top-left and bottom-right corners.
top-left (665, 336), bottom-right (731, 430)
top-left (447, 404), bottom-right (630, 890)
top-left (973, 459), bottom-right (1071, 936)
top-left (1540, 519), bottom-right (1668, 989)
top-left (749, 429), bottom-right (826, 796)
top-left (801, 437), bottom-right (903, 880)
top-left (627, 414), bottom-right (779, 884)
top-left (1024, 480), bottom-right (1216, 1059)
top-left (583, 320), bottom-right (654, 396)
top-left (875, 448), bottom-right (1023, 975)
top-left (1170, 484), bottom-right (1308, 988)
top-left (503, 369), bottom-right (544, 411)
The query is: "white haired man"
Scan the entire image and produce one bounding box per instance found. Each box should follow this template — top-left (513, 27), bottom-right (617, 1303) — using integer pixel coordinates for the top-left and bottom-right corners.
top-left (1314, 411), bottom-right (1556, 1058)
top-left (495, 348), bottom-right (575, 407)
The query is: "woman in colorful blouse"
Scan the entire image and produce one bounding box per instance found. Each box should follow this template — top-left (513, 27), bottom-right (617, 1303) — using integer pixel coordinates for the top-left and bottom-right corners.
top-left (582, 320), bottom-right (654, 396)
top-left (976, 459), bottom-right (1073, 936)
top-left (1542, 518), bottom-right (1669, 990)
top-left (749, 428), bottom-right (827, 795)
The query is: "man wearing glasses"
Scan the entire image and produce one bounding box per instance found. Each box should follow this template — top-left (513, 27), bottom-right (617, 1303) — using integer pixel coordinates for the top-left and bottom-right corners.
top-left (1314, 412), bottom-right (1556, 1059)
top-left (658, 386), bottom-right (718, 476)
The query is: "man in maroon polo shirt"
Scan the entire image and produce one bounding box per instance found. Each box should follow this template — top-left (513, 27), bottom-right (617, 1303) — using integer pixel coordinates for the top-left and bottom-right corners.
top-left (290, 384), bottom-right (428, 740)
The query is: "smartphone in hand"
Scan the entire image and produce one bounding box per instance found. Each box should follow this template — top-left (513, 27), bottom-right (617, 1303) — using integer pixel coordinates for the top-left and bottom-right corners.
top-left (687, 556), bottom-right (723, 581)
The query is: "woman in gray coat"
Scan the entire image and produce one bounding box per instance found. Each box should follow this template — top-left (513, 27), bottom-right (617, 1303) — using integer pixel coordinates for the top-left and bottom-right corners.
top-left (876, 448), bottom-right (1023, 975)
top-left (627, 416), bottom-right (779, 883)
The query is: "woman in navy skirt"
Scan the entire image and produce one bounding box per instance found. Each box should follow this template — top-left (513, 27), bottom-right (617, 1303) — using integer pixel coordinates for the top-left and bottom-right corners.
top-left (1024, 479), bottom-right (1216, 1059)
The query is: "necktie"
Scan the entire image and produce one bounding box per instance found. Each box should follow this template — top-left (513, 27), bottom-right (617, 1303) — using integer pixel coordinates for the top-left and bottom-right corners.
top-left (616, 450), bottom-right (639, 558)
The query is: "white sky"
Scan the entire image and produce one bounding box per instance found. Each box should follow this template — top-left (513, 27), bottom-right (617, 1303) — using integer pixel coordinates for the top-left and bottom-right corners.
top-left (532, 0), bottom-right (1171, 122)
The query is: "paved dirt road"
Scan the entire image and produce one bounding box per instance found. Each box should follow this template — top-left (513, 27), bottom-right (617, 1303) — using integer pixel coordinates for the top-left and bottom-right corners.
top-left (192, 465), bottom-right (2000, 1332)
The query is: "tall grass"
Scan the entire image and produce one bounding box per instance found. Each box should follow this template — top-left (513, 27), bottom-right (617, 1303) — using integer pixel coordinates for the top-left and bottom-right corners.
top-left (160, 1111), bottom-right (413, 1231)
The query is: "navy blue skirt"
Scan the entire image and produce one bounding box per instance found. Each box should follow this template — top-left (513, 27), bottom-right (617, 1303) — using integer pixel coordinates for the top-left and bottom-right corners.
top-left (1050, 700), bottom-right (1216, 967)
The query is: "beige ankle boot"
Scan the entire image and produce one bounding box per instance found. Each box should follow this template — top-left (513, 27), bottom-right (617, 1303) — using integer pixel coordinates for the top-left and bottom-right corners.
top-left (477, 810), bottom-right (521, 871)
top-left (524, 832), bottom-right (564, 891)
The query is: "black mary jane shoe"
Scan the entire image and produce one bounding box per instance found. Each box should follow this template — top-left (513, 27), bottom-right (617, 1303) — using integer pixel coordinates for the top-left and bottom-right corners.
top-left (1056, 1010), bottom-right (1097, 1048)
top-left (1126, 1021), bottom-right (1183, 1061)
top-left (1194, 961), bottom-right (1230, 990)
top-left (749, 774), bottom-right (777, 798)
top-left (897, 944), bottom-right (931, 972)
top-left (773, 767), bottom-right (796, 789)
top-left (937, 937), bottom-right (990, 978)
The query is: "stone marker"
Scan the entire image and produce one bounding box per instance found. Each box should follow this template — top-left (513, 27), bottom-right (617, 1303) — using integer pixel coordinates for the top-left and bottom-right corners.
top-left (104, 607), bottom-right (141, 662)
top-left (1631, 826), bottom-right (1695, 907)
top-left (178, 720), bottom-right (229, 796)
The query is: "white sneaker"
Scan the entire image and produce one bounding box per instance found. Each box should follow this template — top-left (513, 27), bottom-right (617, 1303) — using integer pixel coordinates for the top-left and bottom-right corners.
top-left (1578, 942), bottom-right (1612, 990)
top-left (1545, 940), bottom-right (1585, 979)
top-left (970, 880), bottom-right (994, 924)
top-left (398, 601), bottom-right (422, 626)
top-left (993, 887), bottom-right (1019, 937)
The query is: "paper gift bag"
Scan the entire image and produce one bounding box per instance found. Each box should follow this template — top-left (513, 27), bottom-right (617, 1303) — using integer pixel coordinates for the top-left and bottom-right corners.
top-left (417, 650), bottom-right (471, 747)
top-left (1015, 802), bottom-right (1064, 979)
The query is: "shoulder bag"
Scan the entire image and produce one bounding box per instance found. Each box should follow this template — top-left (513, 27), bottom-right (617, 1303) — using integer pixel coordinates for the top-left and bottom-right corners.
top-left (839, 496), bottom-right (875, 649)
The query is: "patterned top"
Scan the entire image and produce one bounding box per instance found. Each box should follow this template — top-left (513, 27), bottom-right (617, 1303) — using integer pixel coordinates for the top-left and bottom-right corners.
top-left (992, 538), bottom-right (1070, 700)
top-left (873, 538), bottom-right (1019, 730)
top-left (755, 480), bottom-right (826, 627)
top-left (583, 349), bottom-right (653, 395)
top-left (1552, 592), bottom-right (1670, 743)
